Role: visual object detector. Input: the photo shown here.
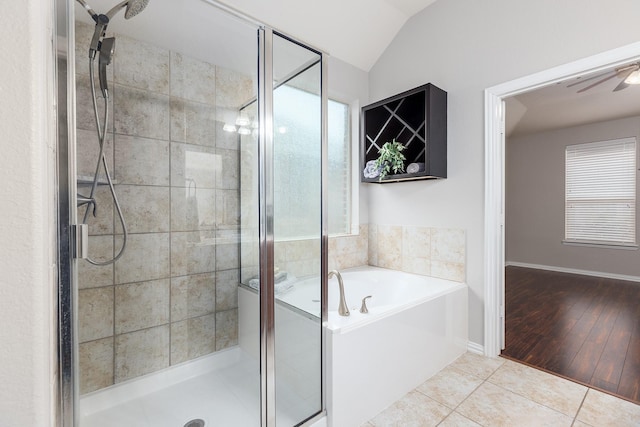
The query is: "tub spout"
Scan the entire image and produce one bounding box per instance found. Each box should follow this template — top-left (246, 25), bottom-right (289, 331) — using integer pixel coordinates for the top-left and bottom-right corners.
top-left (329, 270), bottom-right (350, 316)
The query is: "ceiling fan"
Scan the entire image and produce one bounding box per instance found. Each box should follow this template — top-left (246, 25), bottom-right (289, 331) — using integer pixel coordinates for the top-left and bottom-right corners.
top-left (568, 63), bottom-right (640, 93)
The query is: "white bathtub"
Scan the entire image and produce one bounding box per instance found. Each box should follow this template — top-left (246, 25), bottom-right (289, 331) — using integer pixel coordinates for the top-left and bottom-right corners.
top-left (239, 266), bottom-right (468, 427)
top-left (324, 266), bottom-right (468, 427)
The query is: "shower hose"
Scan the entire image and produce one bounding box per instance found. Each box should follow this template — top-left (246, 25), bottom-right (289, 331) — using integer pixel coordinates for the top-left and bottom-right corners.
top-left (80, 54), bottom-right (128, 265)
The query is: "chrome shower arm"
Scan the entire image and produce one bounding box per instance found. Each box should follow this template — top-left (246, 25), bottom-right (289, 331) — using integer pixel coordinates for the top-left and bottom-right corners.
top-left (76, 0), bottom-right (98, 21)
top-left (105, 1), bottom-right (128, 19)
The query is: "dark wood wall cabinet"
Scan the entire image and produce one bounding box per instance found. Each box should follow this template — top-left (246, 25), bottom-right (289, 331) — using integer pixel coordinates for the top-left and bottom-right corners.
top-left (361, 83), bottom-right (447, 183)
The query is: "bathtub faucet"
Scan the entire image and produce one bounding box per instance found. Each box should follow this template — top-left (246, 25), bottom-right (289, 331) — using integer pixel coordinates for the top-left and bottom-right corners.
top-left (329, 270), bottom-right (350, 316)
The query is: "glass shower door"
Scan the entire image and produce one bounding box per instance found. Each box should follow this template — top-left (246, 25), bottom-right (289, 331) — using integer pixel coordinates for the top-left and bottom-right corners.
top-left (272, 33), bottom-right (324, 426)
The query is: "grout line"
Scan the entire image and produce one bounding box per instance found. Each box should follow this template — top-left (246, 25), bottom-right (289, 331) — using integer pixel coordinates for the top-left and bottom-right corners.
top-left (571, 389), bottom-right (589, 426)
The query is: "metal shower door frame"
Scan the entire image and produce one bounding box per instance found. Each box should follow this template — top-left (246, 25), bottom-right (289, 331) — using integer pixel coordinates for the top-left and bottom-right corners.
top-left (56, 1), bottom-right (328, 426)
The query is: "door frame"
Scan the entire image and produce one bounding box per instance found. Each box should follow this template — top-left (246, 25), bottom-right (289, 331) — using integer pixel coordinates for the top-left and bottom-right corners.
top-left (483, 41), bottom-right (640, 358)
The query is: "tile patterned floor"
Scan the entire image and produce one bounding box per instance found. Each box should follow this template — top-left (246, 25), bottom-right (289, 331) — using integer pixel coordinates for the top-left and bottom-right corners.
top-left (364, 353), bottom-right (640, 427)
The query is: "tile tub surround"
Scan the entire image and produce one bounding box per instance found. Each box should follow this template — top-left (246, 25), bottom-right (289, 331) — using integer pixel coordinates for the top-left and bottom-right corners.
top-left (75, 21), bottom-right (254, 394)
top-left (366, 354), bottom-right (640, 426)
top-left (369, 224), bottom-right (466, 282)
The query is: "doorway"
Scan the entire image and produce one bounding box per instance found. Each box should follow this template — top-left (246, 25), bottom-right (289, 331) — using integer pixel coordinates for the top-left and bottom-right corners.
top-left (484, 42), bottom-right (640, 403)
top-left (484, 44), bottom-right (640, 353)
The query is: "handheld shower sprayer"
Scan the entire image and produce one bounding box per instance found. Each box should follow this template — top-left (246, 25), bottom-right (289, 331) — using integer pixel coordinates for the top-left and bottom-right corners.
top-left (75, 0), bottom-right (150, 266)
top-left (98, 37), bottom-right (115, 98)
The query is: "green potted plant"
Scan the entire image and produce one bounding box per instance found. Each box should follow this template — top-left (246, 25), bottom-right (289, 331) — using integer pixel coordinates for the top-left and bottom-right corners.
top-left (374, 139), bottom-right (406, 181)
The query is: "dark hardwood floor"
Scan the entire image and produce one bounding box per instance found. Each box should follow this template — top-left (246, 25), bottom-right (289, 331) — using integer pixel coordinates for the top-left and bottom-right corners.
top-left (502, 266), bottom-right (640, 404)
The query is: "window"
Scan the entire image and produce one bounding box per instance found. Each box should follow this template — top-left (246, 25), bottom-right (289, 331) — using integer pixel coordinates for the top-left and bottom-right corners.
top-left (327, 98), bottom-right (352, 236)
top-left (565, 137), bottom-right (637, 246)
top-left (271, 84), bottom-right (353, 239)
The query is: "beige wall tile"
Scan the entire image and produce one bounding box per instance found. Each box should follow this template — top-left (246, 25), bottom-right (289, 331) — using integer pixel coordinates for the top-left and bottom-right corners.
top-left (171, 273), bottom-right (216, 322)
top-left (76, 73), bottom-right (113, 131)
top-left (285, 239), bottom-right (321, 262)
top-left (78, 184), bottom-right (114, 236)
top-left (79, 337), bottom-right (114, 394)
top-left (113, 84), bottom-right (170, 140)
top-left (170, 98), bottom-right (216, 146)
top-left (402, 256), bottom-right (432, 276)
top-left (216, 242), bottom-right (239, 271)
top-left (215, 66), bottom-right (254, 111)
top-left (377, 225), bottom-right (402, 270)
top-left (170, 142), bottom-right (218, 189)
top-left (115, 185), bottom-right (170, 233)
top-left (170, 52), bottom-right (216, 104)
top-left (368, 223), bottom-right (378, 266)
top-left (115, 325), bottom-right (170, 382)
top-left (115, 279), bottom-right (170, 334)
top-left (170, 232), bottom-right (216, 277)
top-left (78, 287), bottom-right (114, 343)
top-left (216, 309), bottom-right (238, 351)
top-left (432, 228), bottom-right (465, 263)
top-left (113, 35), bottom-right (170, 94)
top-left (216, 270), bottom-right (239, 311)
top-left (114, 233), bottom-right (170, 284)
top-left (216, 189), bottom-right (240, 228)
top-left (171, 187), bottom-right (216, 232)
top-left (432, 260), bottom-right (465, 282)
top-left (76, 128), bottom-right (113, 183)
top-left (78, 236), bottom-right (113, 289)
top-left (170, 315), bottom-right (216, 365)
top-left (215, 148), bottom-right (239, 190)
top-left (402, 225), bottom-right (431, 258)
top-left (114, 134), bottom-right (169, 186)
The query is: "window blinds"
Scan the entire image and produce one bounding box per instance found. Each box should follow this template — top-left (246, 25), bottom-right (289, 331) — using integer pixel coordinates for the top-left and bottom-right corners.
top-left (565, 137), bottom-right (637, 245)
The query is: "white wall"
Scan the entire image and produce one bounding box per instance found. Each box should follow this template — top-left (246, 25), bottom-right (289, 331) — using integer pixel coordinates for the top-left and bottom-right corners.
top-left (368, 0), bottom-right (640, 345)
top-left (506, 116), bottom-right (640, 277)
top-left (0, 0), bottom-right (56, 426)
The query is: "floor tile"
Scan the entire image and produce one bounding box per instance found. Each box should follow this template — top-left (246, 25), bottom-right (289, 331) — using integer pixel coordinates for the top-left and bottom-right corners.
top-left (456, 382), bottom-right (573, 427)
top-left (576, 389), bottom-right (640, 427)
top-left (370, 390), bottom-right (451, 427)
top-left (437, 411), bottom-right (482, 426)
top-left (488, 359), bottom-right (587, 417)
top-left (449, 352), bottom-right (505, 380)
top-left (416, 365), bottom-right (483, 408)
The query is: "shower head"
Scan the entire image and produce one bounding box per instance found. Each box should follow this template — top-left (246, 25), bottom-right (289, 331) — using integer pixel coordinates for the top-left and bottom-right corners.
top-left (76, 0), bottom-right (150, 56)
top-left (106, 0), bottom-right (150, 20)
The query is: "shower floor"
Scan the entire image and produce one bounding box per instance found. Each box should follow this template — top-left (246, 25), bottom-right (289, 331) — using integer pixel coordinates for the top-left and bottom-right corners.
top-left (80, 348), bottom-right (319, 427)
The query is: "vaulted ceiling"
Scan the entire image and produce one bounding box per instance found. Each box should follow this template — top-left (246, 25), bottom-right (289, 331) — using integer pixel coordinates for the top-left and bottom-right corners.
top-left (218, 0), bottom-right (440, 71)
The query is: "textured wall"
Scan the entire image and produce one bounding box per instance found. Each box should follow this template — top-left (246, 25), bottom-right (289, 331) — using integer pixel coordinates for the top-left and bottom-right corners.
top-left (75, 22), bottom-right (254, 393)
top-left (0, 0), bottom-right (55, 426)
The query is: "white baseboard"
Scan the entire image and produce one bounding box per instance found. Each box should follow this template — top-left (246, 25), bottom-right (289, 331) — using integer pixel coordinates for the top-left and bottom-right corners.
top-left (506, 261), bottom-right (640, 284)
top-left (467, 341), bottom-right (484, 355)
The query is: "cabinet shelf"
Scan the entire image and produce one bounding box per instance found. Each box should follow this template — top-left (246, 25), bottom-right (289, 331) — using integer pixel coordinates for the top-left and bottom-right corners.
top-left (361, 83), bottom-right (447, 183)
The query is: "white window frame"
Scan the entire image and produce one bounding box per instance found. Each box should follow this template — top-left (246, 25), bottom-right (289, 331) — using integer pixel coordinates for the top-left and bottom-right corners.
top-left (563, 137), bottom-right (637, 249)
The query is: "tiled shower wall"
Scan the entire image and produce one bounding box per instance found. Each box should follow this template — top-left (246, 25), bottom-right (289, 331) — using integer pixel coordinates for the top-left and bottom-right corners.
top-left (75, 22), bottom-right (254, 394)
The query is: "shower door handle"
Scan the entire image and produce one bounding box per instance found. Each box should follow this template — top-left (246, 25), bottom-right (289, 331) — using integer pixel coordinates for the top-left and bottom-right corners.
top-left (72, 224), bottom-right (89, 259)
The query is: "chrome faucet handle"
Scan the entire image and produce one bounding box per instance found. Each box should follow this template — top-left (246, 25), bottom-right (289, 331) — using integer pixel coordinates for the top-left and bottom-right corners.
top-left (360, 295), bottom-right (372, 314)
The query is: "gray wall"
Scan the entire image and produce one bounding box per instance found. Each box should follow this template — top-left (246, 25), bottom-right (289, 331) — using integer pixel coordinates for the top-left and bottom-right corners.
top-left (506, 116), bottom-right (640, 277)
top-left (368, 0), bottom-right (640, 345)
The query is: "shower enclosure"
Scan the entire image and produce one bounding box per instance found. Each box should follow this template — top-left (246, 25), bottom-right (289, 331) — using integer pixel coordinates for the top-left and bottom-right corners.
top-left (55, 0), bottom-right (327, 425)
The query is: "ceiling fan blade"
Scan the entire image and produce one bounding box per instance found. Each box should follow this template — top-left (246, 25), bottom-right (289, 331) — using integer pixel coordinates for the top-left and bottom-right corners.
top-left (567, 70), bottom-right (614, 88)
top-left (577, 73), bottom-right (619, 93)
top-left (613, 68), bottom-right (635, 92)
